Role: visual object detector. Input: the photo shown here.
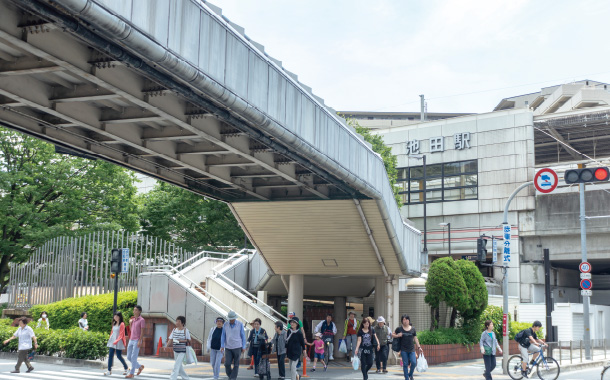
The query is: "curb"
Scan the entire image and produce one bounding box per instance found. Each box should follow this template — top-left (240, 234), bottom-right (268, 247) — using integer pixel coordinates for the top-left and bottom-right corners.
top-left (559, 359), bottom-right (608, 373)
top-left (0, 352), bottom-right (105, 369)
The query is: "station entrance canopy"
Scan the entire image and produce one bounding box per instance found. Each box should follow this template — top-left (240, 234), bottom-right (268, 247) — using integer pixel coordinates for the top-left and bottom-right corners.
top-left (0, 0), bottom-right (421, 277)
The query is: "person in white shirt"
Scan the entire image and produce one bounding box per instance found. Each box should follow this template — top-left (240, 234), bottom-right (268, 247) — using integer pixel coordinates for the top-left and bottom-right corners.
top-left (78, 312), bottom-right (89, 331)
top-left (3, 317), bottom-right (38, 373)
top-left (36, 312), bottom-right (50, 330)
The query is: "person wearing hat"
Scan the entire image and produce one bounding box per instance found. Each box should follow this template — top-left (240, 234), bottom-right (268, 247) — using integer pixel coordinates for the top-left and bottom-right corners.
top-left (221, 311), bottom-right (247, 380)
top-left (207, 317), bottom-right (226, 380)
top-left (285, 312), bottom-right (308, 369)
top-left (343, 311), bottom-right (360, 362)
top-left (286, 317), bottom-right (306, 380)
top-left (373, 316), bottom-right (392, 373)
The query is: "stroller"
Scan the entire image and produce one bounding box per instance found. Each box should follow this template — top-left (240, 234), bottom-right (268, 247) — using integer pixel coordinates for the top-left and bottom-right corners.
top-left (257, 341), bottom-right (272, 380)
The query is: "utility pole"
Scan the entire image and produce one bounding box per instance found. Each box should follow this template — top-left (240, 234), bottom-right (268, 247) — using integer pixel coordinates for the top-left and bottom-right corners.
top-left (579, 182), bottom-right (591, 359)
top-left (420, 94), bottom-right (425, 121)
top-left (544, 249), bottom-right (554, 343)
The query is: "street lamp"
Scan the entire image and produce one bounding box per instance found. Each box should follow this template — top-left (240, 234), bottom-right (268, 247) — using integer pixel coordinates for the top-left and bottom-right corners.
top-left (409, 154), bottom-right (427, 263)
top-left (439, 222), bottom-right (451, 256)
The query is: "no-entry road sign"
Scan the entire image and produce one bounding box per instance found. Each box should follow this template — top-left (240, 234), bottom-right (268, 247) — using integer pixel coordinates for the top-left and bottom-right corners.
top-left (534, 168), bottom-right (558, 193)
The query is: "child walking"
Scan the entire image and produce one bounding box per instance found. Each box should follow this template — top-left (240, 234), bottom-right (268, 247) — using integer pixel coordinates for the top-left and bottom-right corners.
top-left (311, 333), bottom-right (326, 372)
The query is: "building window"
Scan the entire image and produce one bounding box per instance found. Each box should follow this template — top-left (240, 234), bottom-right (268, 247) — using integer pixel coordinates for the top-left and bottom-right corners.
top-left (396, 159), bottom-right (478, 205)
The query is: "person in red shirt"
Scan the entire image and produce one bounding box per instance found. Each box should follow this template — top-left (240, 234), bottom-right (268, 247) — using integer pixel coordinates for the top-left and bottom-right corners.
top-left (343, 312), bottom-right (360, 362)
top-left (125, 306), bottom-right (146, 378)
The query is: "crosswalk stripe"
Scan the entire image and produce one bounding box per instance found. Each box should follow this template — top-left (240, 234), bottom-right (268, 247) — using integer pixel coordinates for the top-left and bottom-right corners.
top-left (65, 369), bottom-right (213, 379)
top-left (39, 370), bottom-right (116, 379)
top-left (8, 372), bottom-right (68, 380)
top-left (0, 374), bottom-right (43, 380)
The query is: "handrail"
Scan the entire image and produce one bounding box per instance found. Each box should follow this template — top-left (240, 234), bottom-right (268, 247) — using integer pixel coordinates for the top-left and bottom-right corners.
top-left (212, 268), bottom-right (288, 324)
top-left (210, 248), bottom-right (254, 273)
top-left (146, 266), bottom-right (250, 328)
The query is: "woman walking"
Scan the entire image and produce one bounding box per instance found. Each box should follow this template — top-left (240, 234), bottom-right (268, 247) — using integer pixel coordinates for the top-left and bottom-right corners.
top-left (247, 318), bottom-right (268, 376)
top-left (166, 316), bottom-right (192, 380)
top-left (207, 317), bottom-right (225, 380)
top-left (104, 312), bottom-right (129, 376)
top-left (286, 317), bottom-right (306, 380)
top-left (373, 316), bottom-right (391, 373)
top-left (480, 320), bottom-right (502, 380)
top-left (3, 317), bottom-right (38, 373)
top-left (354, 318), bottom-right (380, 380)
top-left (78, 312), bottom-right (89, 331)
top-left (392, 315), bottom-right (422, 380)
top-left (272, 321), bottom-right (287, 380)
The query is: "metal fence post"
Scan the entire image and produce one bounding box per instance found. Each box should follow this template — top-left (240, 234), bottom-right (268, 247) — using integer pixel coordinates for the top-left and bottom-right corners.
top-left (580, 340), bottom-right (583, 362)
top-left (559, 340), bottom-right (562, 365)
top-left (570, 341), bottom-right (573, 364)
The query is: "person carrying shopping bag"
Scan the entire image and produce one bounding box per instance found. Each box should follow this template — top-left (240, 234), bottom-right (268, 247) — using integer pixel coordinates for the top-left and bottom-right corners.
top-left (354, 318), bottom-right (379, 380)
top-left (247, 318), bottom-right (268, 376)
top-left (166, 316), bottom-right (192, 380)
top-left (104, 311), bottom-right (129, 376)
top-left (207, 317), bottom-right (225, 380)
top-left (480, 320), bottom-right (502, 380)
top-left (3, 317), bottom-right (38, 373)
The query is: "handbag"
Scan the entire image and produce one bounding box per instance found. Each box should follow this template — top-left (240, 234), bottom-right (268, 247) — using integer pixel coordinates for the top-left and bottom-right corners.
top-left (484, 346), bottom-right (493, 355)
top-left (184, 346), bottom-right (197, 365)
top-left (392, 338), bottom-right (401, 352)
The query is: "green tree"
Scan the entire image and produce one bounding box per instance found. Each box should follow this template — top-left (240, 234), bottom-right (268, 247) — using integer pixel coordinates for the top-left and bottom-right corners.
top-left (424, 257), bottom-right (469, 330)
top-left (454, 259), bottom-right (488, 320)
top-left (344, 118), bottom-right (401, 206)
top-left (138, 182), bottom-right (246, 252)
top-left (0, 126), bottom-right (139, 291)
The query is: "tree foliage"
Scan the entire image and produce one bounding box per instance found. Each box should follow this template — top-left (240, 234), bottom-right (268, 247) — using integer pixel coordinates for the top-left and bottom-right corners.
top-left (0, 126), bottom-right (139, 290)
top-left (138, 182), bottom-right (246, 252)
top-left (344, 118), bottom-right (401, 206)
top-left (424, 257), bottom-right (469, 329)
top-left (454, 259), bottom-right (488, 320)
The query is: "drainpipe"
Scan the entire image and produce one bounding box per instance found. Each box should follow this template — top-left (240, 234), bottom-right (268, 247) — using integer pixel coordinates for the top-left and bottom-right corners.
top-left (354, 199), bottom-right (389, 277)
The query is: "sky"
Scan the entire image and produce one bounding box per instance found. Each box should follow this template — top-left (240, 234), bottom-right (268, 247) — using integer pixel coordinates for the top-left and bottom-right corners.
top-left (209, 0), bottom-right (610, 114)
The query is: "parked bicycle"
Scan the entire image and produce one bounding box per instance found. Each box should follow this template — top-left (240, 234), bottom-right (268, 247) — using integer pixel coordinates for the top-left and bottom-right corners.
top-left (507, 346), bottom-right (560, 380)
top-left (601, 363), bottom-right (610, 380)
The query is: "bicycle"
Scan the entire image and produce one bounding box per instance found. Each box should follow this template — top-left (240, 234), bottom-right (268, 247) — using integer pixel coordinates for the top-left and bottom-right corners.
top-left (507, 346), bottom-right (560, 380)
top-left (601, 363), bottom-right (610, 379)
top-left (322, 334), bottom-right (333, 371)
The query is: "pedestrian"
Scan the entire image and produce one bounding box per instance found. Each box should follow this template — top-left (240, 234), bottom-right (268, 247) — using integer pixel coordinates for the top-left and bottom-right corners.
top-left (480, 320), bottom-right (502, 380)
top-left (355, 318), bottom-right (379, 380)
top-left (373, 316), bottom-right (391, 373)
top-left (343, 311), bottom-right (360, 362)
top-left (126, 305), bottom-right (146, 378)
top-left (166, 316), bottom-right (191, 380)
top-left (392, 315), bottom-right (422, 380)
top-left (221, 311), bottom-right (247, 380)
top-left (311, 333), bottom-right (326, 372)
top-left (247, 318), bottom-right (269, 376)
top-left (272, 321), bottom-right (287, 380)
top-left (104, 311), bottom-right (128, 376)
top-left (207, 317), bottom-right (225, 380)
top-left (286, 317), bottom-right (306, 380)
top-left (36, 311), bottom-right (50, 330)
top-left (78, 312), bottom-right (89, 331)
top-left (314, 313), bottom-right (337, 361)
top-left (286, 312), bottom-right (307, 369)
top-left (3, 317), bottom-right (38, 373)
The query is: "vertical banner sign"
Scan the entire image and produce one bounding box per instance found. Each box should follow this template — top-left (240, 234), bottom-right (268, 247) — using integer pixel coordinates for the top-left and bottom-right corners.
top-left (502, 224), bottom-right (511, 264)
top-left (492, 237), bottom-right (498, 264)
top-left (502, 313), bottom-right (508, 336)
top-left (121, 248), bottom-right (130, 274)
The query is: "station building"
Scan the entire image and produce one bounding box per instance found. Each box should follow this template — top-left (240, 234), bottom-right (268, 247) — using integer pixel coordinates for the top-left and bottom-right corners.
top-left (346, 80), bottom-right (610, 341)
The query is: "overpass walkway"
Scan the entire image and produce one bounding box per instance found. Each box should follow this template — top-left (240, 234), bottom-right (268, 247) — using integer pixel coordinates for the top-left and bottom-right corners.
top-left (0, 0), bottom-right (421, 324)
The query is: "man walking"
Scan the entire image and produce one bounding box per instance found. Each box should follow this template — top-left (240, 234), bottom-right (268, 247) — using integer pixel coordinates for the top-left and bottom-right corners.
top-left (343, 311), bottom-right (360, 362)
top-left (221, 311), bottom-right (246, 380)
top-left (126, 305), bottom-right (145, 378)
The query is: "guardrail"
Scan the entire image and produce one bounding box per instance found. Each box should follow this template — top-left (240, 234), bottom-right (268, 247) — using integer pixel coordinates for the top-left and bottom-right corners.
top-left (545, 339), bottom-right (608, 364)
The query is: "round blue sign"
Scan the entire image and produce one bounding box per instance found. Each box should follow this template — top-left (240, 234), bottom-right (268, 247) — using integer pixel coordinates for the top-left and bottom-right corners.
top-left (580, 279), bottom-right (593, 290)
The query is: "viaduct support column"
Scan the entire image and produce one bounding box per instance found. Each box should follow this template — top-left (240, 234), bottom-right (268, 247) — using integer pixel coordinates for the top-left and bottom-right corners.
top-left (333, 296), bottom-right (347, 359)
top-left (287, 274), bottom-right (304, 319)
top-left (375, 277), bottom-right (387, 319)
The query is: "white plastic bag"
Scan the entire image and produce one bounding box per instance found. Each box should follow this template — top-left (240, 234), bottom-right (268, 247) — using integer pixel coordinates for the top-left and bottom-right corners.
top-left (351, 355), bottom-right (360, 371)
top-left (339, 339), bottom-right (347, 354)
top-left (416, 352), bottom-right (427, 372)
top-left (183, 346), bottom-right (198, 365)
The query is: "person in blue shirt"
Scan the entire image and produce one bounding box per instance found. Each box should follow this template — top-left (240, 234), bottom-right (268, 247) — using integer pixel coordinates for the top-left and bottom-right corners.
top-left (221, 311), bottom-right (247, 380)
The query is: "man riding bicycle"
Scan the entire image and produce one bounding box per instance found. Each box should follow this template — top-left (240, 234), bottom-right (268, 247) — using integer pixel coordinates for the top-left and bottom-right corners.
top-left (314, 314), bottom-right (337, 361)
top-left (516, 321), bottom-right (547, 378)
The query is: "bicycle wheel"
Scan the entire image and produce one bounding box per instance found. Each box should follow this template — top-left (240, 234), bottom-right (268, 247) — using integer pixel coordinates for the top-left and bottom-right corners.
top-left (536, 357), bottom-right (560, 380)
top-left (507, 355), bottom-right (525, 380)
top-left (324, 342), bottom-right (330, 367)
top-left (602, 366), bottom-right (610, 380)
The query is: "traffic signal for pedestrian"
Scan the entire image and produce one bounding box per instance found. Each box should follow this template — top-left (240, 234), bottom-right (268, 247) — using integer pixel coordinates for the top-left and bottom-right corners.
top-left (564, 167), bottom-right (610, 184)
top-left (477, 238), bottom-right (487, 262)
top-left (111, 249), bottom-right (120, 274)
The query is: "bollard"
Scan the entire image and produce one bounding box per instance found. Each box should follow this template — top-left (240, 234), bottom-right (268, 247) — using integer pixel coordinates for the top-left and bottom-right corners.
top-left (155, 337), bottom-right (162, 356)
top-left (302, 346), bottom-right (310, 377)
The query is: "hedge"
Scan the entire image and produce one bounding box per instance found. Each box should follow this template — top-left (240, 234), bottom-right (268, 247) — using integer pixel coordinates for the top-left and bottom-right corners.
top-left (418, 327), bottom-right (471, 345)
top-left (29, 291), bottom-right (137, 333)
top-left (0, 325), bottom-right (108, 360)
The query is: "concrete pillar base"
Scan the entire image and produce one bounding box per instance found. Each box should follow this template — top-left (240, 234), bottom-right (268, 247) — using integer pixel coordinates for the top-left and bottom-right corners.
top-left (333, 296), bottom-right (347, 359)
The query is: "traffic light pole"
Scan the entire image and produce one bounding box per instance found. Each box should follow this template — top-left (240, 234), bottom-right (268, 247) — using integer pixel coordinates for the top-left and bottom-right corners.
top-left (579, 183), bottom-right (591, 360)
top-left (501, 181), bottom-right (533, 374)
top-left (113, 273), bottom-right (119, 315)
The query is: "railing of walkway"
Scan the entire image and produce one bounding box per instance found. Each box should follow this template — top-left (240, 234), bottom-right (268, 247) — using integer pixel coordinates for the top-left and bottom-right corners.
top-left (7, 231), bottom-right (200, 308)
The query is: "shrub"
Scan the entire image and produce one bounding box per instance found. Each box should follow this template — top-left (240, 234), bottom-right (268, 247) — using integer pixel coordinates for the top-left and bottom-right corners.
top-left (425, 257), bottom-right (468, 329)
top-left (29, 291), bottom-right (137, 332)
top-left (479, 305), bottom-right (508, 343)
top-left (417, 327), bottom-right (471, 345)
top-left (510, 321), bottom-right (544, 341)
top-left (0, 319), bottom-right (12, 326)
top-left (0, 325), bottom-right (108, 360)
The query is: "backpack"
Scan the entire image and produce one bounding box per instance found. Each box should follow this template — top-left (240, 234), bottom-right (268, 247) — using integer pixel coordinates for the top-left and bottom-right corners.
top-left (514, 329), bottom-right (527, 345)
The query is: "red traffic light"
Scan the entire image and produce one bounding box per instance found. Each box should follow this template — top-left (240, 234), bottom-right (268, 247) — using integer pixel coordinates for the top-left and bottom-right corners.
top-left (594, 167), bottom-right (609, 181)
top-left (564, 167), bottom-right (610, 184)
